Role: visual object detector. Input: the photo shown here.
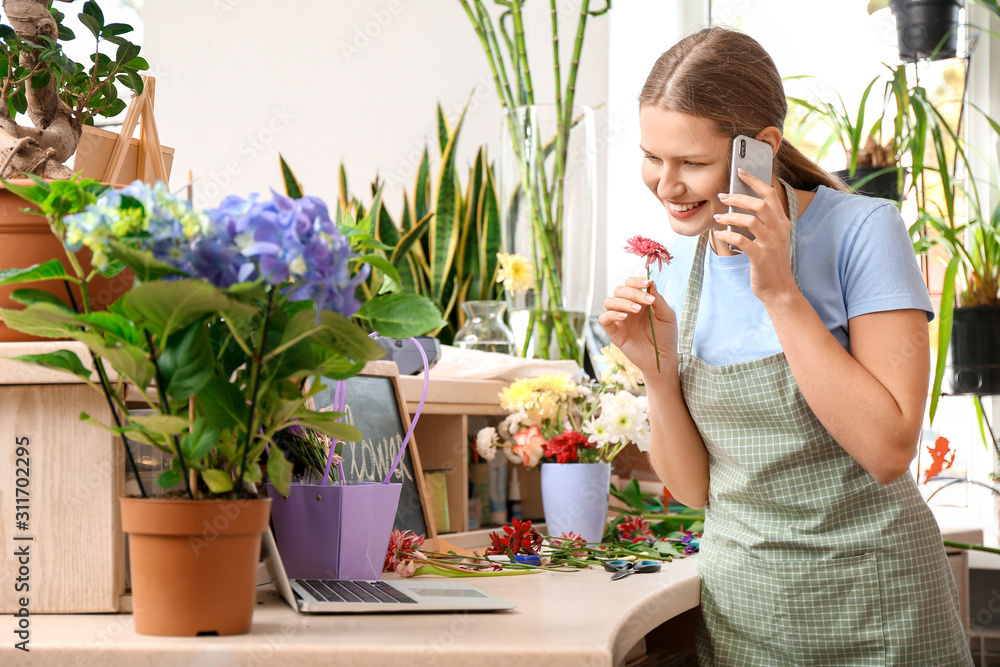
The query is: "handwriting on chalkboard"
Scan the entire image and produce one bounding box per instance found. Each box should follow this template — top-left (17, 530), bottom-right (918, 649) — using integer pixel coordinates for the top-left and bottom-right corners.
top-left (338, 404), bottom-right (414, 485)
top-left (313, 366), bottom-right (433, 537)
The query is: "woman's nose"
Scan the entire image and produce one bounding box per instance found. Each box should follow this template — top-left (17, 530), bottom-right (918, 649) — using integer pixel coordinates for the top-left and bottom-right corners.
top-left (656, 166), bottom-right (682, 199)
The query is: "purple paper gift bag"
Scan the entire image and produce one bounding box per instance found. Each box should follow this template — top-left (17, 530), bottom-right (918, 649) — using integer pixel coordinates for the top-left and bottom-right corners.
top-left (266, 481), bottom-right (402, 581)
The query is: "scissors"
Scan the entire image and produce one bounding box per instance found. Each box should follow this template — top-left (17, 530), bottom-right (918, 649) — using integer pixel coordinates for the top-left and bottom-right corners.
top-left (603, 559), bottom-right (662, 581)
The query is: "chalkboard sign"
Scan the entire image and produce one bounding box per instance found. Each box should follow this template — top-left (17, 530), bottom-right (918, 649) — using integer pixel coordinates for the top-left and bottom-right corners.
top-left (312, 361), bottom-right (436, 538)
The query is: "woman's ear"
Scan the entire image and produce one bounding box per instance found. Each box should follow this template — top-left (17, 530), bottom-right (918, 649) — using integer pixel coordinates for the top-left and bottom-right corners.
top-left (755, 126), bottom-right (783, 157)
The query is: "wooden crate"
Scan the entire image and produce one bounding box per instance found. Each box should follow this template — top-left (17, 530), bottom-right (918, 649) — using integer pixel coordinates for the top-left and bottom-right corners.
top-left (0, 342), bottom-right (125, 612)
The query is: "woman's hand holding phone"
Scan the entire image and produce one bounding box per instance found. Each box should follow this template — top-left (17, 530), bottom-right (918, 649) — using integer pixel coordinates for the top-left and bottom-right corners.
top-left (713, 168), bottom-right (798, 307)
top-left (599, 277), bottom-right (679, 374)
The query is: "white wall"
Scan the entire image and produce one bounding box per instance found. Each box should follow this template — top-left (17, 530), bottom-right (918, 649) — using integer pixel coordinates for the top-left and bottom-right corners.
top-left (143, 0), bottom-right (610, 308)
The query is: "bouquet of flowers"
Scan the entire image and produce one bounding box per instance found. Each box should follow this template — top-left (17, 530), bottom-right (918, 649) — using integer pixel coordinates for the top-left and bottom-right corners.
top-left (475, 345), bottom-right (649, 467)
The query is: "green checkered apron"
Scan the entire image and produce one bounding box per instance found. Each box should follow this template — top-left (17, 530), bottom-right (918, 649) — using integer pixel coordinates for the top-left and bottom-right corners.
top-left (680, 181), bottom-right (972, 666)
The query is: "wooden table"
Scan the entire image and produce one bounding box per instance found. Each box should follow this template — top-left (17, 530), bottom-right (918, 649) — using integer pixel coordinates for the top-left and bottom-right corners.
top-left (7, 553), bottom-right (702, 666)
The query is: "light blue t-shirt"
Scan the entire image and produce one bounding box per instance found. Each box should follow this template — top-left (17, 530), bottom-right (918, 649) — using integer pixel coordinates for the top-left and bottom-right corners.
top-left (650, 186), bottom-right (934, 366)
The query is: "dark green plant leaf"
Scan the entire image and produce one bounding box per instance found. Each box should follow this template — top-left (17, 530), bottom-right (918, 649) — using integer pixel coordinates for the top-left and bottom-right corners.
top-left (121, 279), bottom-right (229, 342)
top-left (181, 418), bottom-right (221, 465)
top-left (101, 22), bottom-right (133, 37)
top-left (0, 259), bottom-right (72, 285)
top-left (156, 469), bottom-right (182, 489)
top-left (12, 350), bottom-right (91, 381)
top-left (356, 292), bottom-right (445, 339)
top-left (279, 154), bottom-right (303, 199)
top-left (266, 447), bottom-right (293, 497)
top-left (276, 309), bottom-right (385, 363)
top-left (357, 255), bottom-right (402, 288)
top-left (197, 377), bottom-right (248, 431)
top-left (8, 288), bottom-right (72, 310)
top-left (0, 303), bottom-right (82, 339)
top-left (78, 13), bottom-right (101, 38)
top-left (158, 319), bottom-right (215, 401)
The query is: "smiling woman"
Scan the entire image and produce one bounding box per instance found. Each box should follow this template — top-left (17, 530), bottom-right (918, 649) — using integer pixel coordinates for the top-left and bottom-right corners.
top-left (600, 26), bottom-right (973, 666)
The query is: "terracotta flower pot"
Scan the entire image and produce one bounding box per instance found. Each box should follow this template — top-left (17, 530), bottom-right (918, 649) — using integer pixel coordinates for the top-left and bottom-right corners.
top-left (0, 182), bottom-right (133, 342)
top-left (120, 496), bottom-right (271, 636)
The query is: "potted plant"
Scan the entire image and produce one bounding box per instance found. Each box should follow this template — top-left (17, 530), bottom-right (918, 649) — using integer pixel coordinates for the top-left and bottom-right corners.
top-left (0, 175), bottom-right (439, 635)
top-left (0, 0), bottom-right (152, 341)
top-left (868, 0), bottom-right (964, 62)
top-left (788, 68), bottom-right (911, 201)
top-left (475, 345), bottom-right (649, 542)
top-left (336, 101), bottom-right (503, 345)
top-left (0, 0), bottom-right (147, 179)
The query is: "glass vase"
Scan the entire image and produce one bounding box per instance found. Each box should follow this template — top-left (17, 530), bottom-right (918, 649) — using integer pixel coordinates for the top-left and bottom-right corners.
top-left (499, 104), bottom-right (596, 363)
top-left (454, 300), bottom-right (517, 355)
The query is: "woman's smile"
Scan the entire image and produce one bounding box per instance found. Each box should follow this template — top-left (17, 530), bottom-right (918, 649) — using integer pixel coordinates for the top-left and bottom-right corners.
top-left (666, 199), bottom-right (708, 219)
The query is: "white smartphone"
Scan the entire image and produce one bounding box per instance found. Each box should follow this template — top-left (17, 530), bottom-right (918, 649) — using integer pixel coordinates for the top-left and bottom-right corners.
top-left (727, 135), bottom-right (773, 253)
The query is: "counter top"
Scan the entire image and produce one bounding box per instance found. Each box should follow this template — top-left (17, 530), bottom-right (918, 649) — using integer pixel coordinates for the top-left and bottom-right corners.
top-left (7, 555), bottom-right (701, 667)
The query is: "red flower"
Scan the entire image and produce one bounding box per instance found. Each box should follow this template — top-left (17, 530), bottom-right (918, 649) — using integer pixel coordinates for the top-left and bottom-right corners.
top-left (486, 519), bottom-right (543, 556)
top-left (625, 236), bottom-right (673, 272)
top-left (617, 515), bottom-right (654, 543)
top-left (383, 528), bottom-right (426, 572)
top-left (545, 430), bottom-right (591, 464)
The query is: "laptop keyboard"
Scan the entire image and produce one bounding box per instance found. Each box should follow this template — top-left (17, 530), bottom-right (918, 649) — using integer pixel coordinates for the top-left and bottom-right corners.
top-left (298, 579), bottom-right (417, 604)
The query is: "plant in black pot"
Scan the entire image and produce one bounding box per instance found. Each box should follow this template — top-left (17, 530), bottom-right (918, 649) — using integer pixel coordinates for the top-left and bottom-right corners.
top-left (909, 86), bottom-right (1000, 421)
top-left (789, 68), bottom-right (911, 202)
top-left (869, 0), bottom-right (964, 62)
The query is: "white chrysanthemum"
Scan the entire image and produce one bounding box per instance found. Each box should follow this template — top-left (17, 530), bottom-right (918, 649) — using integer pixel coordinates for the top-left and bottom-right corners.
top-left (584, 417), bottom-right (612, 448)
top-left (597, 344), bottom-right (644, 391)
top-left (476, 427), bottom-right (498, 461)
top-left (499, 411), bottom-right (528, 440)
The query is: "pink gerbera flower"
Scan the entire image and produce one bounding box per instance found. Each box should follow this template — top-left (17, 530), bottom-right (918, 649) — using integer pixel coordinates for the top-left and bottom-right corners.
top-left (622, 235), bottom-right (672, 372)
top-left (625, 236), bottom-right (673, 271)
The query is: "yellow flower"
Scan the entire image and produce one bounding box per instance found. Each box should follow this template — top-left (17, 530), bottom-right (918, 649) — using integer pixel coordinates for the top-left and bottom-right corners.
top-left (496, 252), bottom-right (533, 295)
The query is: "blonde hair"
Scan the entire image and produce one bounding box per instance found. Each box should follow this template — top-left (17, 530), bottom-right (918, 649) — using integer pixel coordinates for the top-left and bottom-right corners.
top-left (639, 27), bottom-right (849, 193)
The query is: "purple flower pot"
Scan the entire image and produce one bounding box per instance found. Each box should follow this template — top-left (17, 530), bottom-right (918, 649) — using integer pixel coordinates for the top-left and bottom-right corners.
top-left (540, 462), bottom-right (611, 543)
top-left (266, 482), bottom-right (401, 580)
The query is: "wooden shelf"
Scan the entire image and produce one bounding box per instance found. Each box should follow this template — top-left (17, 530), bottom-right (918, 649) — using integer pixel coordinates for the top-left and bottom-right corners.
top-left (397, 375), bottom-right (509, 533)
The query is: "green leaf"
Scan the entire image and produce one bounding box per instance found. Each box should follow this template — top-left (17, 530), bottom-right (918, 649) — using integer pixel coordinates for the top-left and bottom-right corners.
top-left (279, 154), bottom-right (304, 199)
top-left (101, 22), bottom-right (133, 37)
top-left (610, 479), bottom-right (646, 513)
top-left (266, 448), bottom-right (293, 497)
top-left (29, 71), bottom-right (50, 90)
top-left (429, 103), bottom-right (469, 302)
top-left (293, 409), bottom-right (363, 442)
top-left (929, 255), bottom-right (961, 425)
top-left (75, 332), bottom-right (155, 389)
top-left (356, 293), bottom-right (445, 338)
top-left (357, 254), bottom-right (402, 287)
top-left (196, 377), bottom-right (248, 430)
top-left (157, 320), bottom-right (215, 401)
top-left (201, 469), bottom-right (233, 494)
top-left (9, 289), bottom-right (72, 310)
top-left (121, 279), bottom-right (229, 342)
top-left (156, 469), bottom-right (182, 489)
top-left (108, 241), bottom-right (187, 282)
top-left (128, 413), bottom-right (189, 438)
top-left (0, 303), bottom-right (82, 339)
top-left (0, 259), bottom-right (75, 286)
top-left (82, 0), bottom-right (105, 25)
top-left (114, 41), bottom-right (139, 66)
top-left (12, 350), bottom-right (91, 382)
top-left (274, 309), bottom-right (385, 364)
top-left (78, 310), bottom-right (140, 345)
top-left (181, 419), bottom-right (220, 465)
top-left (78, 13), bottom-right (101, 38)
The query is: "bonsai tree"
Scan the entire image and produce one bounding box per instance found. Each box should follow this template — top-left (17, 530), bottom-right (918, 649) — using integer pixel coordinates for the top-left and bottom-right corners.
top-left (0, 0), bottom-right (146, 178)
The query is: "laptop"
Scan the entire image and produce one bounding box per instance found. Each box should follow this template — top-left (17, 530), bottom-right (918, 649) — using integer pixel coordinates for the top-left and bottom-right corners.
top-left (261, 527), bottom-right (516, 613)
